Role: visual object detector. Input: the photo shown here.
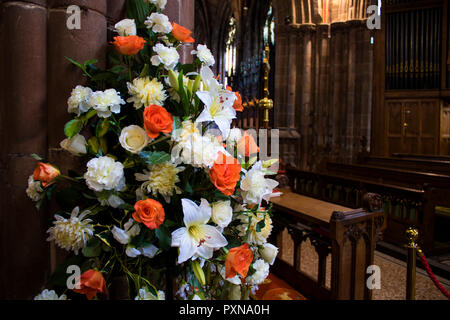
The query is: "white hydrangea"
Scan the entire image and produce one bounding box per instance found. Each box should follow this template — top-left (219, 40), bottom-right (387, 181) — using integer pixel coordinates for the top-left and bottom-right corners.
top-left (192, 44), bottom-right (215, 66)
top-left (46, 207), bottom-right (94, 254)
top-left (84, 156), bottom-right (125, 192)
top-left (67, 85), bottom-right (92, 116)
top-left (88, 89), bottom-right (126, 118)
top-left (246, 259), bottom-right (269, 285)
top-left (34, 289), bottom-right (68, 300)
top-left (151, 43), bottom-right (180, 70)
top-left (114, 19), bottom-right (136, 36)
top-left (127, 77), bottom-right (167, 110)
top-left (145, 13), bottom-right (172, 34)
top-left (26, 175), bottom-right (43, 202)
top-left (240, 161), bottom-right (279, 205)
top-left (135, 287), bottom-right (165, 300)
top-left (60, 133), bottom-right (87, 156)
top-left (145, 0), bottom-right (167, 10)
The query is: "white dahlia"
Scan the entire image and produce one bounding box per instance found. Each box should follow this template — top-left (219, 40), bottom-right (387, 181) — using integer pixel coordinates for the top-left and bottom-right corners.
top-left (26, 175), bottom-right (43, 202)
top-left (246, 259), bottom-right (270, 285)
top-left (46, 207), bottom-right (94, 254)
top-left (145, 12), bottom-right (172, 34)
top-left (88, 89), bottom-right (125, 118)
top-left (135, 162), bottom-right (184, 202)
top-left (127, 77), bottom-right (167, 110)
top-left (236, 210), bottom-right (273, 245)
top-left (67, 85), bottom-right (92, 116)
top-left (34, 289), bottom-right (68, 300)
top-left (84, 156), bottom-right (125, 192)
top-left (151, 43), bottom-right (180, 70)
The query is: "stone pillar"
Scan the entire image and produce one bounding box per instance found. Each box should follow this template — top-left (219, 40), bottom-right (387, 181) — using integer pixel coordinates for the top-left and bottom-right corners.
top-left (0, 0), bottom-right (49, 299)
top-left (164, 0), bottom-right (195, 64)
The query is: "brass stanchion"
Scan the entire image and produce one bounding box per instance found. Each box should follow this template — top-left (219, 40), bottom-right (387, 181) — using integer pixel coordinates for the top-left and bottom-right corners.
top-left (259, 45), bottom-right (273, 129)
top-left (405, 227), bottom-right (419, 300)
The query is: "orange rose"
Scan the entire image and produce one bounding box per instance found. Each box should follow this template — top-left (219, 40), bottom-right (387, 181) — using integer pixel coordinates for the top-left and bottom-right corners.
top-left (112, 36), bottom-right (146, 56)
top-left (143, 105), bottom-right (174, 139)
top-left (237, 131), bottom-right (259, 157)
top-left (209, 152), bottom-right (241, 196)
top-left (171, 22), bottom-right (195, 43)
top-left (226, 86), bottom-right (243, 112)
top-left (132, 199), bottom-right (165, 229)
top-left (225, 243), bottom-right (253, 279)
top-left (33, 162), bottom-right (60, 187)
top-left (73, 269), bottom-right (108, 300)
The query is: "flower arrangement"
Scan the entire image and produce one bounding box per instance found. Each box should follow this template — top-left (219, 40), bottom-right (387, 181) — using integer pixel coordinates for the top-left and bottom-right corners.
top-left (29, 0), bottom-right (279, 301)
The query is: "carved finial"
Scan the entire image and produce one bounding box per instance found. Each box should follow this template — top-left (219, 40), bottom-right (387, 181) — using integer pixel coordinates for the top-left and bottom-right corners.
top-left (406, 227), bottom-right (419, 248)
top-left (362, 193), bottom-right (382, 212)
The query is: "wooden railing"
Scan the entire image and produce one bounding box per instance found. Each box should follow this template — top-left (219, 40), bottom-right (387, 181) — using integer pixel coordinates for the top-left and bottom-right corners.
top-left (269, 188), bottom-right (386, 300)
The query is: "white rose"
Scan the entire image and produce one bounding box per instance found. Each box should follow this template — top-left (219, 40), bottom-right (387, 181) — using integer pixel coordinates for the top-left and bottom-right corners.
top-left (191, 44), bottom-right (215, 66)
top-left (151, 43), bottom-right (180, 70)
top-left (119, 125), bottom-right (149, 154)
top-left (84, 156), bottom-right (125, 192)
top-left (67, 85), bottom-right (92, 116)
top-left (144, 13), bottom-right (172, 34)
top-left (60, 133), bottom-right (87, 156)
top-left (114, 18), bottom-right (136, 36)
top-left (211, 200), bottom-right (233, 228)
top-left (146, 0), bottom-right (167, 10)
top-left (259, 243), bottom-right (278, 265)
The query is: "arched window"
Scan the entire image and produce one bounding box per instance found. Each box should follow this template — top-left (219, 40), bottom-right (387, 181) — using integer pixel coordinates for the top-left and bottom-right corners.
top-left (263, 3), bottom-right (275, 47)
top-left (224, 16), bottom-right (237, 87)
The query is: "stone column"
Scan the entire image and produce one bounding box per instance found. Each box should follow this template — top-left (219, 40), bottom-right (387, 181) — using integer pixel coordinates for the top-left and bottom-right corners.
top-left (164, 0), bottom-right (195, 64)
top-left (0, 0), bottom-right (49, 299)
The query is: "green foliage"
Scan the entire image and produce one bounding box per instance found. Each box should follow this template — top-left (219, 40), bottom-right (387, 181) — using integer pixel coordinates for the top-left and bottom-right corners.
top-left (139, 151), bottom-right (170, 165)
top-left (64, 119), bottom-right (83, 138)
top-left (155, 224), bottom-right (171, 251)
top-left (65, 57), bottom-right (98, 78)
top-left (126, 0), bottom-right (152, 27)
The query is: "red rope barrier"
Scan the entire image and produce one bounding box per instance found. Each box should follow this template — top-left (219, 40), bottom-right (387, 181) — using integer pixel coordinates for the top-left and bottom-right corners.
top-left (419, 254), bottom-right (450, 299)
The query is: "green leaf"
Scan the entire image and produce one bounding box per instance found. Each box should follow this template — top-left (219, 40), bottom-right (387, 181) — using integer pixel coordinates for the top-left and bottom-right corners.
top-left (155, 224), bottom-right (171, 251)
top-left (139, 151), bottom-right (170, 165)
top-left (80, 109), bottom-right (97, 124)
top-left (96, 119), bottom-right (110, 138)
top-left (126, 0), bottom-right (151, 26)
top-left (256, 219), bottom-right (266, 233)
top-left (96, 231), bottom-right (113, 248)
top-left (139, 64), bottom-right (150, 78)
top-left (65, 56), bottom-right (84, 70)
top-left (64, 119), bottom-right (83, 138)
top-left (31, 153), bottom-right (43, 161)
top-left (84, 59), bottom-right (98, 67)
top-left (88, 137), bottom-right (100, 154)
top-left (82, 237), bottom-right (102, 257)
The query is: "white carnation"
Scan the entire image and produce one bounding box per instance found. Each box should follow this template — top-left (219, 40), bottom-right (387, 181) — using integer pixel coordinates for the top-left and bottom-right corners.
top-left (114, 19), bottom-right (136, 36)
top-left (191, 44), bottom-right (215, 66)
top-left (46, 207), bottom-right (94, 254)
top-left (211, 200), bottom-right (233, 228)
top-left (88, 89), bottom-right (125, 118)
top-left (84, 156), bottom-right (125, 192)
top-left (119, 125), bottom-right (149, 154)
top-left (151, 43), bottom-right (180, 70)
top-left (246, 259), bottom-right (269, 285)
top-left (135, 287), bottom-right (165, 300)
top-left (67, 85), bottom-right (92, 116)
top-left (60, 133), bottom-right (87, 156)
top-left (26, 175), bottom-right (43, 202)
top-left (145, 13), bottom-right (172, 34)
top-left (226, 128), bottom-right (243, 144)
top-left (34, 289), bottom-right (68, 300)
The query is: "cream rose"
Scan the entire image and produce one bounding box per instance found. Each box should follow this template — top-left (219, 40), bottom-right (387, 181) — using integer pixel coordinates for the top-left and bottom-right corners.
top-left (60, 133), bottom-right (87, 156)
top-left (211, 200), bottom-right (233, 228)
top-left (151, 43), bottom-right (180, 70)
top-left (114, 19), bottom-right (137, 36)
top-left (119, 125), bottom-right (149, 154)
top-left (192, 44), bottom-right (215, 66)
top-left (259, 243), bottom-right (278, 265)
top-left (84, 156), bottom-right (125, 192)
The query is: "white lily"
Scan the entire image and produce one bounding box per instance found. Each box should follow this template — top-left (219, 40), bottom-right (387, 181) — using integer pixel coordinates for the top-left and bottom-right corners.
top-left (171, 198), bottom-right (228, 264)
top-left (195, 90), bottom-right (236, 138)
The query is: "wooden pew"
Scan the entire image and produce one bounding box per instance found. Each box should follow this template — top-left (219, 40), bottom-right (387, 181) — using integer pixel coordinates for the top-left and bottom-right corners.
top-left (269, 188), bottom-right (386, 300)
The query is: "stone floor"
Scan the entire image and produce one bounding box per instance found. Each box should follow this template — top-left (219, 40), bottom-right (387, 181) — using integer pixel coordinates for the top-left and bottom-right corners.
top-left (279, 229), bottom-right (450, 300)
